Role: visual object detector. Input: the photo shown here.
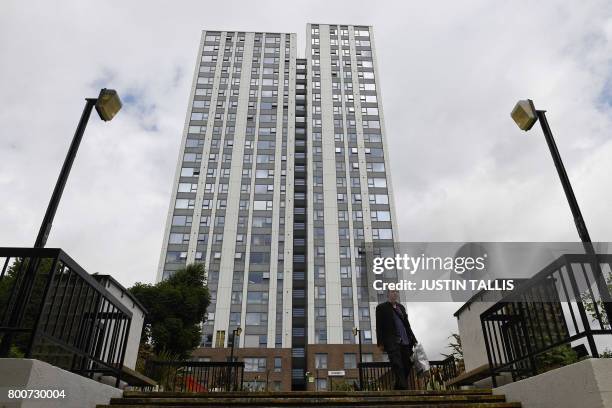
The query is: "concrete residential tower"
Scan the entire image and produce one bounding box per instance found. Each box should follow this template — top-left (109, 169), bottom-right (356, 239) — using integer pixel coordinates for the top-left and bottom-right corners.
top-left (158, 24), bottom-right (400, 391)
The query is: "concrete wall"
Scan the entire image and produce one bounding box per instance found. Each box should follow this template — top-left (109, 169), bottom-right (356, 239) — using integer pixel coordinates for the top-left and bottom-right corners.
top-left (455, 290), bottom-right (503, 372)
top-left (494, 359), bottom-right (612, 408)
top-left (0, 359), bottom-right (122, 408)
top-left (94, 275), bottom-right (146, 370)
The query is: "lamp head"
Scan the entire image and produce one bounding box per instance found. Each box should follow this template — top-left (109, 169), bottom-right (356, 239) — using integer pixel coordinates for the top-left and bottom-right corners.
top-left (95, 88), bottom-right (122, 121)
top-left (511, 99), bottom-right (538, 131)
top-left (352, 327), bottom-right (358, 336)
top-left (236, 327), bottom-right (242, 336)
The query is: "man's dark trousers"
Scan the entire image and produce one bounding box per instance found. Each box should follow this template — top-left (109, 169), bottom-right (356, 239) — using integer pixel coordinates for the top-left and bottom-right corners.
top-left (387, 344), bottom-right (413, 390)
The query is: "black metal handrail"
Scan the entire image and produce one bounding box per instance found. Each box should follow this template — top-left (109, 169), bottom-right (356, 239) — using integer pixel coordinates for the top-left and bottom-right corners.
top-left (358, 361), bottom-right (394, 390)
top-left (0, 247), bottom-right (132, 387)
top-left (481, 253), bottom-right (612, 386)
top-left (428, 356), bottom-right (461, 389)
top-left (143, 360), bottom-right (244, 392)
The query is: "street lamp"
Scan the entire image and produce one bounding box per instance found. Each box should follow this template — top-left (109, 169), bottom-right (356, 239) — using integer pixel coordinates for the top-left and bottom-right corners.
top-left (353, 327), bottom-right (363, 390)
top-left (227, 327), bottom-right (242, 391)
top-left (511, 99), bottom-right (612, 349)
top-left (34, 88), bottom-right (122, 248)
top-left (230, 326), bottom-right (242, 363)
top-left (0, 89), bottom-right (122, 358)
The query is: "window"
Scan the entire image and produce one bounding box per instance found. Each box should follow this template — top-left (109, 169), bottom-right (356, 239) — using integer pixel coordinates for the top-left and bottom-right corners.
top-left (215, 330), bottom-right (225, 348)
top-left (372, 211), bottom-right (391, 221)
top-left (373, 228), bottom-right (393, 240)
top-left (251, 234), bottom-right (272, 246)
top-left (254, 200), bottom-right (273, 210)
top-left (342, 306), bottom-right (353, 320)
top-left (229, 312), bottom-right (241, 325)
top-left (172, 215), bottom-right (192, 226)
top-left (252, 216), bottom-right (273, 228)
top-left (181, 167), bottom-right (200, 177)
top-left (244, 357), bottom-right (266, 372)
top-left (250, 252), bottom-right (270, 264)
top-left (246, 312), bottom-right (267, 326)
top-left (274, 357), bottom-right (282, 372)
top-left (315, 354), bottom-right (328, 369)
top-left (185, 139), bottom-right (203, 148)
top-left (175, 199), bottom-right (195, 209)
top-left (367, 162), bottom-right (385, 172)
top-left (367, 178), bottom-right (387, 188)
top-left (247, 291), bottom-right (269, 304)
top-left (183, 153), bottom-right (202, 162)
top-left (231, 291), bottom-right (242, 304)
top-left (369, 194), bottom-right (389, 204)
top-left (339, 228), bottom-right (349, 239)
top-left (340, 266), bottom-right (351, 278)
top-left (344, 353), bottom-right (357, 369)
top-left (362, 353), bottom-right (374, 363)
top-left (169, 233), bottom-right (189, 245)
top-left (190, 111), bottom-right (208, 121)
top-left (165, 251), bottom-right (187, 263)
top-left (316, 329), bottom-right (327, 344)
top-left (315, 286), bottom-right (326, 299)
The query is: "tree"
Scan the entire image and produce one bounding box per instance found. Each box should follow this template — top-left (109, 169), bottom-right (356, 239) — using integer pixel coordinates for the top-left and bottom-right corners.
top-left (0, 257), bottom-right (55, 357)
top-left (129, 263), bottom-right (210, 359)
top-left (582, 270), bottom-right (612, 328)
top-left (441, 333), bottom-right (463, 361)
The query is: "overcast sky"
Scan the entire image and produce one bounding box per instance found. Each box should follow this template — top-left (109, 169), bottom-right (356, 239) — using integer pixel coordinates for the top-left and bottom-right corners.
top-left (2, 0), bottom-right (612, 358)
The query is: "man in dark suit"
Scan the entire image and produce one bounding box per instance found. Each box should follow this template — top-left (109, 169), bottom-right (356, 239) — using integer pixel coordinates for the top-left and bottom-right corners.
top-left (376, 289), bottom-right (418, 390)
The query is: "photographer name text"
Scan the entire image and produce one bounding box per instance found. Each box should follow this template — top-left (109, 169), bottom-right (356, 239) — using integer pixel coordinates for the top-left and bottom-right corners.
top-left (372, 279), bottom-right (515, 292)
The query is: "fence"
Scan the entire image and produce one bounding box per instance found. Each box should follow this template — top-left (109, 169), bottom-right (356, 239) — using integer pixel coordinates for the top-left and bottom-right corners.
top-left (481, 253), bottom-right (612, 386)
top-left (358, 362), bottom-right (395, 390)
top-left (428, 356), bottom-right (461, 389)
top-left (143, 360), bottom-right (244, 392)
top-left (0, 247), bottom-right (132, 386)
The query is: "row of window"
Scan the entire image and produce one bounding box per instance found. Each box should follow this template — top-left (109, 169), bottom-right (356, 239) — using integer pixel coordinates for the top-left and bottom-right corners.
top-left (311, 26), bottom-right (370, 38)
top-left (312, 328), bottom-right (374, 345)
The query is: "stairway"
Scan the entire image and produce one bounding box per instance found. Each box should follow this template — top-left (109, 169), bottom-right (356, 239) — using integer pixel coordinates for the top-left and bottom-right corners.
top-left (97, 389), bottom-right (521, 407)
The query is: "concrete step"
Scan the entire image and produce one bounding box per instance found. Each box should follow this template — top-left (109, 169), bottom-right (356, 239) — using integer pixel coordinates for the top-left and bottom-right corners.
top-left (98, 390), bottom-right (522, 408)
top-left (98, 404), bottom-right (521, 408)
top-left (112, 395), bottom-right (507, 404)
top-left (121, 390), bottom-right (495, 399)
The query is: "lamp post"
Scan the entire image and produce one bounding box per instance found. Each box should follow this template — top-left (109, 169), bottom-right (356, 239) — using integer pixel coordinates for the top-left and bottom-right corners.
top-left (34, 88), bottom-right (122, 248)
top-left (511, 99), bottom-right (612, 355)
top-left (0, 89), bottom-right (122, 358)
top-left (230, 326), bottom-right (242, 362)
top-left (353, 327), bottom-right (363, 390)
top-left (228, 327), bottom-right (242, 391)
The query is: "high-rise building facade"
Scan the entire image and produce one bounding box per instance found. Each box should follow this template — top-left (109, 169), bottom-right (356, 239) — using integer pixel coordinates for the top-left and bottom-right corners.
top-left (158, 24), bottom-right (400, 391)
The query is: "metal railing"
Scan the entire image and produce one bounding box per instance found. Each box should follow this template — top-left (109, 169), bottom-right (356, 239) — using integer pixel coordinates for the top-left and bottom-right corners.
top-left (0, 247), bottom-right (132, 386)
top-left (359, 360), bottom-right (459, 391)
top-left (481, 254), bottom-right (612, 386)
top-left (358, 362), bottom-right (395, 390)
top-left (143, 360), bottom-right (244, 392)
top-left (428, 356), bottom-right (461, 389)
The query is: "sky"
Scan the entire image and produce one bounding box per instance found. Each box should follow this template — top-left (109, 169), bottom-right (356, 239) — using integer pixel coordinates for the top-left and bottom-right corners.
top-left (2, 0), bottom-right (612, 359)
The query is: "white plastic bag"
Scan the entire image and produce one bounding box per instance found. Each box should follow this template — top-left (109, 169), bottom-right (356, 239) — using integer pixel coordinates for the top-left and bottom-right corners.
top-left (411, 343), bottom-right (430, 373)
